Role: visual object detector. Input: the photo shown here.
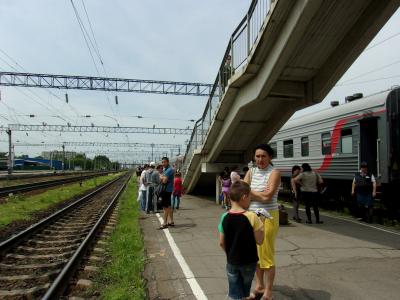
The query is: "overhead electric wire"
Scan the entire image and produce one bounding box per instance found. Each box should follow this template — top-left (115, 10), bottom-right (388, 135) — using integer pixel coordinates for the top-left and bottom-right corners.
top-left (0, 53), bottom-right (79, 125)
top-left (70, 0), bottom-right (119, 122)
top-left (335, 74), bottom-right (400, 87)
top-left (337, 59), bottom-right (400, 85)
top-left (81, 0), bottom-right (104, 65)
top-left (364, 31), bottom-right (400, 52)
top-left (80, 0), bottom-right (123, 125)
top-left (0, 49), bottom-right (82, 123)
top-left (70, 0), bottom-right (101, 76)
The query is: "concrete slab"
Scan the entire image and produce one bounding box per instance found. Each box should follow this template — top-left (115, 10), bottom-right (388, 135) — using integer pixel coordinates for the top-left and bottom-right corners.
top-left (140, 194), bottom-right (400, 299)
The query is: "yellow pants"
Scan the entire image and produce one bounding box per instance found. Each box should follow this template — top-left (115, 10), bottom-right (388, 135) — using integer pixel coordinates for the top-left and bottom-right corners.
top-left (257, 210), bottom-right (279, 269)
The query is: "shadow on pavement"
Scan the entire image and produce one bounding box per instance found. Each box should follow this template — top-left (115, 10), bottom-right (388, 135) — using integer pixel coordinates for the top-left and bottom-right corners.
top-left (285, 207), bottom-right (400, 249)
top-left (275, 285), bottom-right (331, 300)
top-left (170, 223), bottom-right (196, 229)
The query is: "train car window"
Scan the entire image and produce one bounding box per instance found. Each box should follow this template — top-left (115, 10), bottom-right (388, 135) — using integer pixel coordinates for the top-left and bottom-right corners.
top-left (269, 142), bottom-right (277, 159)
top-left (341, 129), bottom-right (353, 154)
top-left (301, 136), bottom-right (309, 156)
top-left (321, 132), bottom-right (331, 155)
top-left (283, 140), bottom-right (293, 158)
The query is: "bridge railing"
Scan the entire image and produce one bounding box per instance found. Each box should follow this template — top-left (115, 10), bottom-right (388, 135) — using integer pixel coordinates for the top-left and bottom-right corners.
top-left (183, 0), bottom-right (272, 176)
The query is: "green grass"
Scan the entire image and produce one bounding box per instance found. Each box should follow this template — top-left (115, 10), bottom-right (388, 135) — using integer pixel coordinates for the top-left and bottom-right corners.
top-left (0, 173), bottom-right (121, 229)
top-left (92, 176), bottom-right (145, 299)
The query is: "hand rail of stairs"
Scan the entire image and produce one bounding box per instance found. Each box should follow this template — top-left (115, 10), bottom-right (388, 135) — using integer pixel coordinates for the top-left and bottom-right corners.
top-left (182, 0), bottom-right (273, 177)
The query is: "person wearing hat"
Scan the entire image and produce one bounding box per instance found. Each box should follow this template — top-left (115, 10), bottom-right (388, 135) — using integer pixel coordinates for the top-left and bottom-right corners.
top-left (352, 162), bottom-right (376, 223)
top-left (144, 162), bottom-right (160, 213)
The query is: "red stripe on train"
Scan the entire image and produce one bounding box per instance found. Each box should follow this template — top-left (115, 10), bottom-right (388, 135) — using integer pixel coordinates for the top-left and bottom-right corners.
top-left (316, 108), bottom-right (386, 172)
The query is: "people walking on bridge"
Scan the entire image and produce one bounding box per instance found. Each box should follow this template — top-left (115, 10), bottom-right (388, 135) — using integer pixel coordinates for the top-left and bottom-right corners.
top-left (172, 171), bottom-right (183, 210)
top-left (218, 181), bottom-right (264, 300)
top-left (352, 161), bottom-right (376, 223)
top-left (244, 144), bottom-right (281, 300)
top-left (294, 163), bottom-right (324, 224)
top-left (291, 165), bottom-right (302, 222)
top-left (159, 157), bottom-right (175, 229)
top-left (222, 54), bottom-right (233, 92)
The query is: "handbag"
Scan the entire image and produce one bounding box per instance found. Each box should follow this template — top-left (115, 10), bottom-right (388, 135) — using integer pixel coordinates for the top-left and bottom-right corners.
top-left (315, 173), bottom-right (326, 195)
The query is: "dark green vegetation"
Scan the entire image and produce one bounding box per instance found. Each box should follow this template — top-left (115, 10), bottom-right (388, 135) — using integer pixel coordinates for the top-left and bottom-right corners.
top-left (0, 173), bottom-right (121, 229)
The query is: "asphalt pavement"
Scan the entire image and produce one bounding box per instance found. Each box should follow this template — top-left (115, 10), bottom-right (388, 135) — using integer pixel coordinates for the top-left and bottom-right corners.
top-left (140, 195), bottom-right (400, 300)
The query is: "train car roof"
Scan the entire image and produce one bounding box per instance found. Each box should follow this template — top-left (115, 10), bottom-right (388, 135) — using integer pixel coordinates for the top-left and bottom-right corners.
top-left (279, 88), bottom-right (396, 131)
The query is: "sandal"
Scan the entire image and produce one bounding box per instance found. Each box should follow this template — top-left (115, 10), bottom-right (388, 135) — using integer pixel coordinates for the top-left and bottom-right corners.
top-left (168, 222), bottom-right (175, 227)
top-left (158, 224), bottom-right (168, 230)
top-left (248, 290), bottom-right (264, 300)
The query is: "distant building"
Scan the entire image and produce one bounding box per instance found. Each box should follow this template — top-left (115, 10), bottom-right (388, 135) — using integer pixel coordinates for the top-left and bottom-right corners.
top-left (14, 158), bottom-right (63, 170)
top-left (41, 150), bottom-right (80, 160)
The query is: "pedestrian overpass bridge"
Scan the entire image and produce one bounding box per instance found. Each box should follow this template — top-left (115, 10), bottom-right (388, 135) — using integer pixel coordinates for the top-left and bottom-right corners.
top-left (182, 0), bottom-right (399, 193)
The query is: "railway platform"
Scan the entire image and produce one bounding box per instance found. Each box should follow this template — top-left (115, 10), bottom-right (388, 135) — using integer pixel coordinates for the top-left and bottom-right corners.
top-left (140, 195), bottom-right (400, 300)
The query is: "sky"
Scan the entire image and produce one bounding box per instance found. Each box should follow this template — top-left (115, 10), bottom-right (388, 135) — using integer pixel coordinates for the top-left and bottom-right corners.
top-left (0, 1), bottom-right (399, 164)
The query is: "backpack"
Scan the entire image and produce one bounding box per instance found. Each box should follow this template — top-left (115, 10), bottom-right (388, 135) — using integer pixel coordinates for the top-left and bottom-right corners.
top-left (145, 169), bottom-right (154, 185)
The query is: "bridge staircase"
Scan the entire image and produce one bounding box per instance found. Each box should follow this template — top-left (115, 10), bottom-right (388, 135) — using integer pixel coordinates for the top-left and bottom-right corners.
top-left (182, 0), bottom-right (400, 194)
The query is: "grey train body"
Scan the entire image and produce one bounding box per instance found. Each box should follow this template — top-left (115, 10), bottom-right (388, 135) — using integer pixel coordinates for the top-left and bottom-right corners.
top-left (269, 87), bottom-right (399, 218)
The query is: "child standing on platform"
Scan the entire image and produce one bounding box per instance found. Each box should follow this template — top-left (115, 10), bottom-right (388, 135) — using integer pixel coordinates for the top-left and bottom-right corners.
top-left (172, 171), bottom-right (183, 210)
top-left (218, 181), bottom-right (264, 300)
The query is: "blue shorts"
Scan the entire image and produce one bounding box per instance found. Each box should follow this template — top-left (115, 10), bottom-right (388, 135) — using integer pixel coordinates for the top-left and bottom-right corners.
top-left (226, 262), bottom-right (257, 299)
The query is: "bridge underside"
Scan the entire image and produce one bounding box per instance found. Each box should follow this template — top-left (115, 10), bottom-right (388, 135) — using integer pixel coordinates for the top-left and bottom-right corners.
top-left (185, 0), bottom-right (400, 194)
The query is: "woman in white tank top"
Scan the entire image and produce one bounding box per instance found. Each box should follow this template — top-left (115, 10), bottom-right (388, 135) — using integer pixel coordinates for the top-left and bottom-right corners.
top-left (244, 144), bottom-right (280, 300)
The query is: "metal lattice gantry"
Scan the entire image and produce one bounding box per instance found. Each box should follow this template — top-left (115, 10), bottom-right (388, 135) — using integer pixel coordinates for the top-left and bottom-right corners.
top-left (0, 72), bottom-right (215, 97)
top-left (6, 124), bottom-right (192, 135)
top-left (71, 150), bottom-right (172, 155)
top-left (12, 141), bottom-right (183, 150)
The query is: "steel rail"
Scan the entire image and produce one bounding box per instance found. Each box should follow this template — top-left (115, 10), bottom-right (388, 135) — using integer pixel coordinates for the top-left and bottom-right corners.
top-left (0, 171), bottom-right (85, 182)
top-left (43, 173), bottom-right (131, 299)
top-left (0, 173), bottom-right (124, 255)
top-left (0, 171), bottom-right (113, 197)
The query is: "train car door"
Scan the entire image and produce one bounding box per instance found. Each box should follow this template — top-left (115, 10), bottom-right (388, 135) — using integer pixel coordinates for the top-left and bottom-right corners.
top-left (387, 89), bottom-right (400, 182)
top-left (358, 117), bottom-right (378, 176)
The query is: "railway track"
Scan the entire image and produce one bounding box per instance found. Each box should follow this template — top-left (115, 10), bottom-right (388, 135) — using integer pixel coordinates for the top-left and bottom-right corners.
top-left (0, 172), bottom-right (113, 198)
top-left (0, 172), bottom-right (130, 299)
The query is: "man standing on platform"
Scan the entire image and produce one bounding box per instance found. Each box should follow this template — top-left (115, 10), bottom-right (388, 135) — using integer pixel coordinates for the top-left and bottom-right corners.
top-left (159, 157), bottom-right (175, 229)
top-left (352, 161), bottom-right (376, 223)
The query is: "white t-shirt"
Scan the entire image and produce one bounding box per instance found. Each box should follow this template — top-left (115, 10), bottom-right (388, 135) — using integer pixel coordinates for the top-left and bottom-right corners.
top-left (139, 170), bottom-right (147, 191)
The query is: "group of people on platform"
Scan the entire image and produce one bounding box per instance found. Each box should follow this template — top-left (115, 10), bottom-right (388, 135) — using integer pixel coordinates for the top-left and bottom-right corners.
top-left (217, 146), bottom-right (377, 300)
top-left (136, 146), bottom-right (377, 300)
top-left (136, 157), bottom-right (183, 229)
top-left (290, 163), bottom-right (324, 224)
top-left (290, 161), bottom-right (377, 224)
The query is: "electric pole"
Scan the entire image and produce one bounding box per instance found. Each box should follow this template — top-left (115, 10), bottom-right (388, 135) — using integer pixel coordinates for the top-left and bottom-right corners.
top-left (7, 129), bottom-right (12, 175)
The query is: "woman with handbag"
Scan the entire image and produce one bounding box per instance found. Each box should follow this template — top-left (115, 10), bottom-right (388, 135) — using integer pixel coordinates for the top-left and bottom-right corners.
top-left (294, 163), bottom-right (324, 224)
top-left (244, 144), bottom-right (281, 300)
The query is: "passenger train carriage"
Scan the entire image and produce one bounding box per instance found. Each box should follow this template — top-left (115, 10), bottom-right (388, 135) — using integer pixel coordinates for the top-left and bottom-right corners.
top-left (269, 87), bottom-right (399, 219)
